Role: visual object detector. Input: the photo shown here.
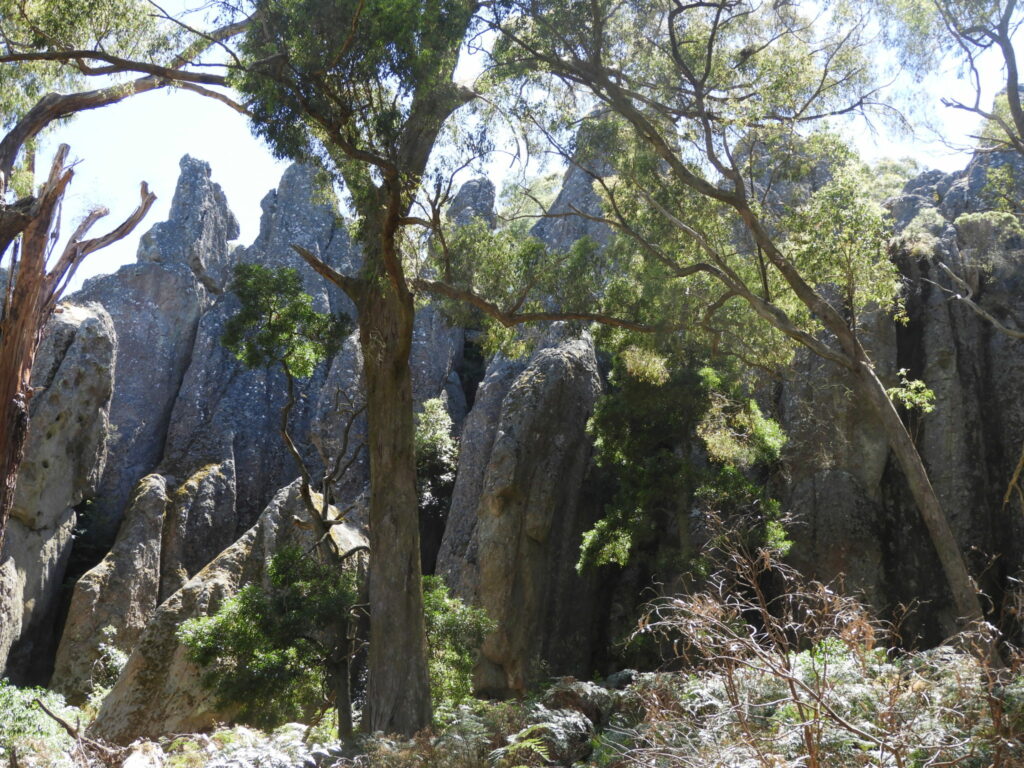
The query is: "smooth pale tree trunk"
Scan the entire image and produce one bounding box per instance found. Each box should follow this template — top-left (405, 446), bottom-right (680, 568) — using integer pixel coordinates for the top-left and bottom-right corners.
top-left (357, 265), bottom-right (433, 735)
top-left (851, 358), bottom-right (986, 627)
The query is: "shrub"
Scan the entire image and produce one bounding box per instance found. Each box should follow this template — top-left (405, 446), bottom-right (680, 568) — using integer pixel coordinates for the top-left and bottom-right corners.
top-left (423, 575), bottom-right (495, 719)
top-left (180, 556), bottom-right (493, 734)
top-left (177, 545), bottom-right (359, 731)
top-left (0, 679), bottom-right (77, 767)
top-left (416, 397), bottom-right (459, 526)
top-left (609, 520), bottom-right (1024, 768)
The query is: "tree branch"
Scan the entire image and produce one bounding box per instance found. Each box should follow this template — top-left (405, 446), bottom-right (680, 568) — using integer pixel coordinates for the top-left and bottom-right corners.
top-left (936, 261), bottom-right (1024, 340)
top-left (412, 276), bottom-right (654, 331)
top-left (291, 243), bottom-right (362, 298)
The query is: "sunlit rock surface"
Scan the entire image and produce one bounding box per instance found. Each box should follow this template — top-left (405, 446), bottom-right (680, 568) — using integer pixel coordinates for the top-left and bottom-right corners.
top-left (0, 303), bottom-right (115, 681)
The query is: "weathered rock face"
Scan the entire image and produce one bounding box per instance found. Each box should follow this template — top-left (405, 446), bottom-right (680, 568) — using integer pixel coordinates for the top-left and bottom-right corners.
top-left (137, 155), bottom-right (240, 293)
top-left (74, 263), bottom-right (203, 552)
top-left (779, 150), bottom-right (1024, 642)
top-left (439, 333), bottom-right (604, 696)
top-left (778, 310), bottom-right (897, 611)
top-left (411, 304), bottom-right (464, 408)
top-left (448, 178), bottom-right (497, 229)
top-left (529, 160), bottom-right (612, 252)
top-left (72, 157), bottom-right (236, 554)
top-left (38, 157), bottom-right (467, 716)
top-left (438, 161), bottom-right (614, 694)
top-left (160, 293), bottom-right (326, 534)
top-left (0, 303), bottom-right (116, 681)
top-left (158, 460), bottom-right (239, 601)
top-left (435, 354), bottom-right (528, 598)
top-left (239, 163), bottom-right (357, 316)
top-left (51, 474), bottom-right (167, 701)
top-left (88, 481), bottom-right (366, 745)
top-left (158, 163), bottom-right (364, 538)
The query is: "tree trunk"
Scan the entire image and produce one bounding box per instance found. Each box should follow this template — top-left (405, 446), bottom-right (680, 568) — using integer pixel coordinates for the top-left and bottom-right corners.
top-left (0, 145), bottom-right (153, 558)
top-left (0, 265), bottom-right (45, 555)
top-left (357, 271), bottom-right (433, 735)
top-left (852, 359), bottom-right (986, 627)
top-left (327, 636), bottom-right (354, 741)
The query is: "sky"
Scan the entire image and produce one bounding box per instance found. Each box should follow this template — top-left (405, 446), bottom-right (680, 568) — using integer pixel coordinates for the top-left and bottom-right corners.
top-left (31, 9), bottom-right (1006, 293)
top-left (37, 87), bottom-right (290, 291)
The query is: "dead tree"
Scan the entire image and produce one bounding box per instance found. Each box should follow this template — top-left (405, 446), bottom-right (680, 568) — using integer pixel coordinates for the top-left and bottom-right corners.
top-left (0, 145), bottom-right (155, 553)
top-left (0, 14), bottom-right (250, 551)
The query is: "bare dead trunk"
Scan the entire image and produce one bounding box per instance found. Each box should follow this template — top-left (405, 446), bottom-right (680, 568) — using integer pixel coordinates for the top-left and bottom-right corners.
top-left (358, 270), bottom-right (433, 735)
top-left (0, 268), bottom-right (45, 554)
top-left (0, 164), bottom-right (60, 556)
top-left (0, 146), bottom-right (154, 555)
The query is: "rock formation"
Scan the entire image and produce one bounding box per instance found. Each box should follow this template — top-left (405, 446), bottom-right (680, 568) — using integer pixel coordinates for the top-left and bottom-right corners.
top-left (437, 160), bottom-right (612, 694)
top-left (51, 475), bottom-right (166, 701)
top-left (5, 136), bottom-right (1023, 740)
top-left (779, 149), bottom-right (1024, 643)
top-left (0, 303), bottom-right (116, 682)
top-left (137, 154), bottom-right (240, 294)
top-left (74, 158), bottom-right (220, 555)
top-left (466, 335), bottom-right (604, 696)
top-left (41, 158), bottom-right (466, 710)
top-left (88, 481), bottom-right (366, 744)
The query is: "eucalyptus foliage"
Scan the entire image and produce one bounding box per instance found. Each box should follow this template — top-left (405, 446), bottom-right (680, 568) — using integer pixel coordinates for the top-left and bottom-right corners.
top-left (580, 351), bottom-right (787, 573)
top-left (179, 559), bottom-right (492, 729)
top-left (484, 0), bottom-right (905, 358)
top-left (230, 0), bottom-right (479, 216)
top-left (415, 398), bottom-right (459, 524)
top-left (0, 0), bottom-right (176, 129)
top-left (580, 357), bottom-right (707, 571)
top-left (0, 679), bottom-right (76, 767)
top-left (423, 575), bottom-right (495, 716)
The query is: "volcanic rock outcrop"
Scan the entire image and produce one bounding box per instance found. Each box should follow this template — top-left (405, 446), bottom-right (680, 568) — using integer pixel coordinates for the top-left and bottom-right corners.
top-left (0, 303), bottom-right (116, 683)
top-left (88, 481), bottom-right (366, 743)
top-left (779, 149), bottom-right (1024, 642)
top-left (7, 137), bottom-right (1024, 741)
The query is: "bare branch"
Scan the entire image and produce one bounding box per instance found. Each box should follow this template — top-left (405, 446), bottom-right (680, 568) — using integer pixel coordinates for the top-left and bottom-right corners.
top-left (936, 261), bottom-right (1024, 340)
top-left (291, 243), bottom-right (362, 298)
top-left (412, 276), bottom-right (654, 332)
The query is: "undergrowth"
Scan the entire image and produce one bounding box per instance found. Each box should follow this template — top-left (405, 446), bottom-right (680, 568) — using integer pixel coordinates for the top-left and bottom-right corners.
top-left (4, 515), bottom-right (1023, 767)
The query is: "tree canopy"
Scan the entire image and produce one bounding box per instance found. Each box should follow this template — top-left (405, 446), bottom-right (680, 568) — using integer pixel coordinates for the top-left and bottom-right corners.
top-left (484, 0), bottom-right (989, 628)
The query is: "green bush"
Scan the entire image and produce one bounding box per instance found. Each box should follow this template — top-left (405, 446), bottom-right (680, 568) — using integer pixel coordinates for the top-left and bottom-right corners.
top-left (416, 397), bottom-right (459, 522)
top-left (580, 357), bottom-right (788, 573)
top-left (0, 679), bottom-right (77, 767)
top-left (179, 551), bottom-right (493, 732)
top-left (222, 263), bottom-right (347, 378)
top-left (423, 575), bottom-right (495, 719)
top-left (177, 545), bottom-right (359, 730)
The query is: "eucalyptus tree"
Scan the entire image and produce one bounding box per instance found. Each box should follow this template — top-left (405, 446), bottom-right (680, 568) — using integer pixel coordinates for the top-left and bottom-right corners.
top-left (0, 0), bottom-right (250, 553)
top-left (219, 0), bottom-right (666, 731)
top-left (220, 263), bottom-right (361, 739)
top-left (486, 0), bottom-right (990, 629)
top-left (875, 0), bottom-right (1024, 153)
top-left (221, 0), bottom-right (480, 733)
